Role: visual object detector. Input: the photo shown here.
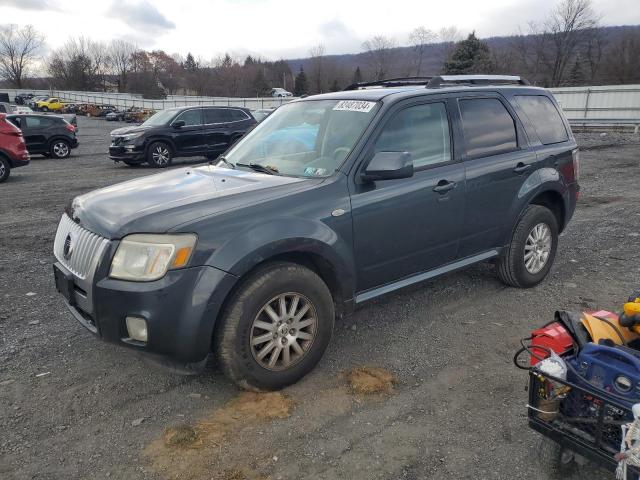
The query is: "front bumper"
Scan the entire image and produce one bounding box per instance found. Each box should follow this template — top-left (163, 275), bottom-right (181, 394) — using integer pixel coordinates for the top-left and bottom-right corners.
top-left (54, 261), bottom-right (238, 364)
top-left (109, 144), bottom-right (145, 162)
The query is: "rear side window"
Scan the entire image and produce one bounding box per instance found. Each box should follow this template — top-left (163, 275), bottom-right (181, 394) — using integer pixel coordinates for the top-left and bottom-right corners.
top-left (375, 102), bottom-right (451, 168)
top-left (24, 116), bottom-right (56, 128)
top-left (516, 95), bottom-right (568, 145)
top-left (204, 108), bottom-right (231, 124)
top-left (228, 109), bottom-right (249, 121)
top-left (459, 98), bottom-right (517, 158)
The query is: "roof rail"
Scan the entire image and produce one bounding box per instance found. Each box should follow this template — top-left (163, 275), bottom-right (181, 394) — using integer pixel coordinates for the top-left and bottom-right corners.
top-left (343, 76), bottom-right (433, 91)
top-left (426, 75), bottom-right (530, 88)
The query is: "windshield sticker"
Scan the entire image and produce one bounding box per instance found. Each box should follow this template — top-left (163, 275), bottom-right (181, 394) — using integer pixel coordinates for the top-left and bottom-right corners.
top-left (303, 167), bottom-right (328, 177)
top-left (333, 100), bottom-right (376, 113)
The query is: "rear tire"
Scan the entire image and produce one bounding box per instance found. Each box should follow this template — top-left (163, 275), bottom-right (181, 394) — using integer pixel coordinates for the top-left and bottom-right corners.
top-left (146, 141), bottom-right (172, 168)
top-left (0, 157), bottom-right (10, 183)
top-left (537, 437), bottom-right (578, 475)
top-left (49, 139), bottom-right (71, 159)
top-left (215, 262), bottom-right (334, 391)
top-left (497, 205), bottom-right (558, 288)
top-left (42, 107), bottom-right (48, 112)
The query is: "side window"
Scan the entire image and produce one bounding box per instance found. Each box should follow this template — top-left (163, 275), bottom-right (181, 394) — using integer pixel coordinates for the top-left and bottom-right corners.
top-left (374, 102), bottom-right (451, 168)
top-left (25, 116), bottom-right (52, 128)
top-left (459, 98), bottom-right (518, 158)
top-left (176, 109), bottom-right (202, 126)
top-left (204, 108), bottom-right (231, 124)
top-left (229, 109), bottom-right (249, 121)
top-left (516, 95), bottom-right (568, 145)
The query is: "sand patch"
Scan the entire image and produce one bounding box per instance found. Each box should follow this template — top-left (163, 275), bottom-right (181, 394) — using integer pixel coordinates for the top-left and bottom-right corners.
top-left (144, 392), bottom-right (293, 480)
top-left (345, 366), bottom-right (398, 394)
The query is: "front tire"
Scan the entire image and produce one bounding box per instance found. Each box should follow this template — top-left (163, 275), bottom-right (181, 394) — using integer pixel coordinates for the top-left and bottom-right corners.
top-left (41, 107), bottom-right (48, 112)
top-left (496, 205), bottom-right (558, 288)
top-left (215, 262), bottom-right (335, 391)
top-left (146, 142), bottom-right (172, 168)
top-left (0, 157), bottom-right (10, 183)
top-left (50, 140), bottom-right (71, 159)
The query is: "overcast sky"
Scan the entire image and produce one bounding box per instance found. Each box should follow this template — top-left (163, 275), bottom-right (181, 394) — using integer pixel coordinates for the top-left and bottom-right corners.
top-left (1, 0), bottom-right (639, 61)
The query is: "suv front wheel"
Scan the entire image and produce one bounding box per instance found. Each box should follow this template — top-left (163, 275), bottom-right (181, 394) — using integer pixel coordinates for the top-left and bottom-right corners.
top-left (496, 205), bottom-right (558, 288)
top-left (215, 262), bottom-right (335, 391)
top-left (147, 141), bottom-right (172, 168)
top-left (0, 157), bottom-right (10, 183)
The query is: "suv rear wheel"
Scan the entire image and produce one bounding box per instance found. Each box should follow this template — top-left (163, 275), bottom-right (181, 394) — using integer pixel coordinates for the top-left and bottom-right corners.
top-left (215, 262), bottom-right (334, 391)
top-left (50, 139), bottom-right (71, 159)
top-left (0, 157), bottom-right (10, 183)
top-left (147, 142), bottom-right (172, 168)
top-left (496, 205), bottom-right (558, 288)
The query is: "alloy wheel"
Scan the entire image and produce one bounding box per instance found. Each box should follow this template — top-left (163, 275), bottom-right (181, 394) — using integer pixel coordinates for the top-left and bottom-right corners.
top-left (250, 292), bottom-right (318, 371)
top-left (53, 142), bottom-right (69, 158)
top-left (152, 146), bottom-right (170, 166)
top-left (0, 161), bottom-right (6, 179)
top-left (524, 222), bottom-right (552, 274)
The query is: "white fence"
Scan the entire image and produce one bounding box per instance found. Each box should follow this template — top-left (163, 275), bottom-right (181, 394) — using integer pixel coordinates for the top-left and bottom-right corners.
top-left (0, 89), bottom-right (294, 110)
top-left (2, 84), bottom-right (639, 120)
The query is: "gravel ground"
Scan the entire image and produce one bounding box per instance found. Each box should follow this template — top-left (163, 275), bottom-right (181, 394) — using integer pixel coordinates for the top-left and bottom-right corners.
top-left (1, 118), bottom-right (639, 480)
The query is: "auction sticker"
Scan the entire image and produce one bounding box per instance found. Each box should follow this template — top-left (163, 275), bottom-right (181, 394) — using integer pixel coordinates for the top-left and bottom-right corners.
top-left (333, 100), bottom-right (377, 113)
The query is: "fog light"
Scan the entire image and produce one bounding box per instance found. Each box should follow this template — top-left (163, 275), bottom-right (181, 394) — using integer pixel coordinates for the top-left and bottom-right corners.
top-left (126, 316), bottom-right (148, 342)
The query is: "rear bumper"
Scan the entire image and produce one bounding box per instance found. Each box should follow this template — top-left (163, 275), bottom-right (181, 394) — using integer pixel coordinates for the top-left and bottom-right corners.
top-left (55, 261), bottom-right (238, 364)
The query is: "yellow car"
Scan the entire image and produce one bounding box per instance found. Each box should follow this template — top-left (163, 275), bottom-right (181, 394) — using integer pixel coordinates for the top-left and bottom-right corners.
top-left (36, 97), bottom-right (65, 112)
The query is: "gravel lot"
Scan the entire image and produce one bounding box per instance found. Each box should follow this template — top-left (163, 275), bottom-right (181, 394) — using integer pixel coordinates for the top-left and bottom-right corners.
top-left (1, 117), bottom-right (639, 480)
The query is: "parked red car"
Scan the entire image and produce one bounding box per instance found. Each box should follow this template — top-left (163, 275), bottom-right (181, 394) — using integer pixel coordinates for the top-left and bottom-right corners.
top-left (0, 113), bottom-right (29, 182)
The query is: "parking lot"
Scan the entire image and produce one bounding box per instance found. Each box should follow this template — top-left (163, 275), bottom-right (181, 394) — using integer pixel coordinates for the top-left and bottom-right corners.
top-left (1, 116), bottom-right (639, 479)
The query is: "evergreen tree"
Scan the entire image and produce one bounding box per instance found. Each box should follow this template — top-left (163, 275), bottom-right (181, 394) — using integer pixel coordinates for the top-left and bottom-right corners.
top-left (294, 67), bottom-right (308, 96)
top-left (352, 66), bottom-right (363, 84)
top-left (330, 79), bottom-right (340, 92)
top-left (567, 56), bottom-right (585, 86)
top-left (184, 53), bottom-right (198, 72)
top-left (443, 32), bottom-right (493, 74)
top-left (252, 69), bottom-right (270, 96)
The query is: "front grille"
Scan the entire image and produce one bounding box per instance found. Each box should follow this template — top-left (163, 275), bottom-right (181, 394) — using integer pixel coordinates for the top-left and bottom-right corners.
top-left (111, 136), bottom-right (124, 146)
top-left (53, 214), bottom-right (109, 280)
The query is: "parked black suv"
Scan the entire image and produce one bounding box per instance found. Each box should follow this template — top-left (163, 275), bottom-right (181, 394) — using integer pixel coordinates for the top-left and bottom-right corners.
top-left (53, 75), bottom-right (579, 390)
top-left (108, 106), bottom-right (257, 168)
top-left (7, 114), bottom-right (78, 158)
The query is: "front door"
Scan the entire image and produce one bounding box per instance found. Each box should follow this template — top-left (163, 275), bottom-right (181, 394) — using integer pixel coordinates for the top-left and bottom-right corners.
top-left (172, 108), bottom-right (205, 156)
top-left (350, 100), bottom-right (465, 293)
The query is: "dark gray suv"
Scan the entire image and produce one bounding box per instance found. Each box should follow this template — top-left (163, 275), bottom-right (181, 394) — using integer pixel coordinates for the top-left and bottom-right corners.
top-left (53, 75), bottom-right (580, 390)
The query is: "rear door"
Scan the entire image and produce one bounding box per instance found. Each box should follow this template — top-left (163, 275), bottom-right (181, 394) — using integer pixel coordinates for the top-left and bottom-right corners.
top-left (455, 94), bottom-right (538, 257)
top-left (171, 108), bottom-right (205, 156)
top-left (23, 115), bottom-right (54, 153)
top-left (203, 108), bottom-right (232, 156)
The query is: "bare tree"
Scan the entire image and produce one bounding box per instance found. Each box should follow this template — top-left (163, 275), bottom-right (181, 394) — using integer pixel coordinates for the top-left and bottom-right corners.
top-left (409, 27), bottom-right (436, 76)
top-left (362, 35), bottom-right (397, 81)
top-left (308, 44), bottom-right (326, 93)
top-left (534, 0), bottom-right (600, 86)
top-left (602, 30), bottom-right (640, 84)
top-left (0, 24), bottom-right (45, 88)
top-left (109, 40), bottom-right (136, 91)
top-left (48, 37), bottom-right (111, 91)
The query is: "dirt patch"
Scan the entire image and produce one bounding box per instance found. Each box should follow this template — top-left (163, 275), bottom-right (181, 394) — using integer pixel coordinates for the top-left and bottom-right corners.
top-left (144, 392), bottom-right (293, 480)
top-left (345, 366), bottom-right (398, 394)
top-left (578, 195), bottom-right (624, 208)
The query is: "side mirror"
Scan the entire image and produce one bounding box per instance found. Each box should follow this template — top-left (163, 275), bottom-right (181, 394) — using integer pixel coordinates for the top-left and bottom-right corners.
top-left (361, 151), bottom-right (414, 182)
top-left (171, 120), bottom-right (185, 129)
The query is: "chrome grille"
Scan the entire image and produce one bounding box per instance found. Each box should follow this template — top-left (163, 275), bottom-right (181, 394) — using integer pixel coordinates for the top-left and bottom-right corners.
top-left (53, 214), bottom-right (109, 280)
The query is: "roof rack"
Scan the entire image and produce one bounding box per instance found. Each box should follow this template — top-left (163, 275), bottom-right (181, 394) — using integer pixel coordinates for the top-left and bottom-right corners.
top-left (426, 75), bottom-right (530, 88)
top-left (343, 76), bottom-right (433, 91)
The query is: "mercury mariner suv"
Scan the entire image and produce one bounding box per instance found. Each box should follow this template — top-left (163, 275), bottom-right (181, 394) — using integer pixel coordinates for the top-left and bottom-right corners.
top-left (53, 75), bottom-right (580, 390)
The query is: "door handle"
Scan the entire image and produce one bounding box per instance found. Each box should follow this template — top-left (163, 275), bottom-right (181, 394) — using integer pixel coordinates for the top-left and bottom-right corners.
top-left (513, 163), bottom-right (532, 174)
top-left (433, 180), bottom-right (456, 194)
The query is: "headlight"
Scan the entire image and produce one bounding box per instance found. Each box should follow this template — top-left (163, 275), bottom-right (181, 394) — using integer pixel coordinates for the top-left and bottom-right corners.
top-left (110, 234), bottom-right (197, 281)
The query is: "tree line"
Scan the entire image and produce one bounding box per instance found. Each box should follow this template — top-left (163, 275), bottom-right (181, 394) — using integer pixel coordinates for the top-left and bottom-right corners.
top-left (0, 0), bottom-right (639, 98)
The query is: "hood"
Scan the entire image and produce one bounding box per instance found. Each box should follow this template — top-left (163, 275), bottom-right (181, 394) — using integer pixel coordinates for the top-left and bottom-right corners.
top-left (110, 125), bottom-right (153, 135)
top-left (69, 165), bottom-right (315, 239)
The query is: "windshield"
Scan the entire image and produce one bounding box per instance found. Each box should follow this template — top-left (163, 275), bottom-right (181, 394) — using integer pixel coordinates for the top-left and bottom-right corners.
top-left (225, 99), bottom-right (380, 177)
top-left (142, 109), bottom-right (178, 127)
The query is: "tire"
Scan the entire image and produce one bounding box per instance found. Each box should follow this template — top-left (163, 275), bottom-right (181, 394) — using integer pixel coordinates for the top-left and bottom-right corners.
top-left (215, 262), bottom-right (335, 391)
top-left (0, 157), bottom-right (10, 183)
top-left (42, 107), bottom-right (48, 112)
top-left (146, 141), bottom-right (172, 168)
top-left (49, 139), bottom-right (71, 159)
top-left (537, 437), bottom-right (578, 475)
top-left (496, 205), bottom-right (558, 288)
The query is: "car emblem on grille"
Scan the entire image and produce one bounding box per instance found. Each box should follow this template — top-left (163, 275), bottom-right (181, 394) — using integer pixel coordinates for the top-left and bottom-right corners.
top-left (63, 233), bottom-right (73, 260)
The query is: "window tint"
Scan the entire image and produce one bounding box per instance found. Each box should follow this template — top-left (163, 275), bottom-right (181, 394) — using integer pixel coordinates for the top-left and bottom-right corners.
top-left (229, 109), bottom-right (249, 121)
top-left (374, 102), bottom-right (451, 168)
top-left (25, 116), bottom-right (55, 128)
top-left (459, 98), bottom-right (517, 158)
top-left (516, 95), bottom-right (568, 145)
top-left (204, 108), bottom-right (231, 124)
top-left (176, 109), bottom-right (202, 126)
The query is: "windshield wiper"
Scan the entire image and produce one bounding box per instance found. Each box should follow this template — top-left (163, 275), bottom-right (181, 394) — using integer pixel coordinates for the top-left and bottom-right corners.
top-left (215, 155), bottom-right (235, 169)
top-left (236, 162), bottom-right (278, 175)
